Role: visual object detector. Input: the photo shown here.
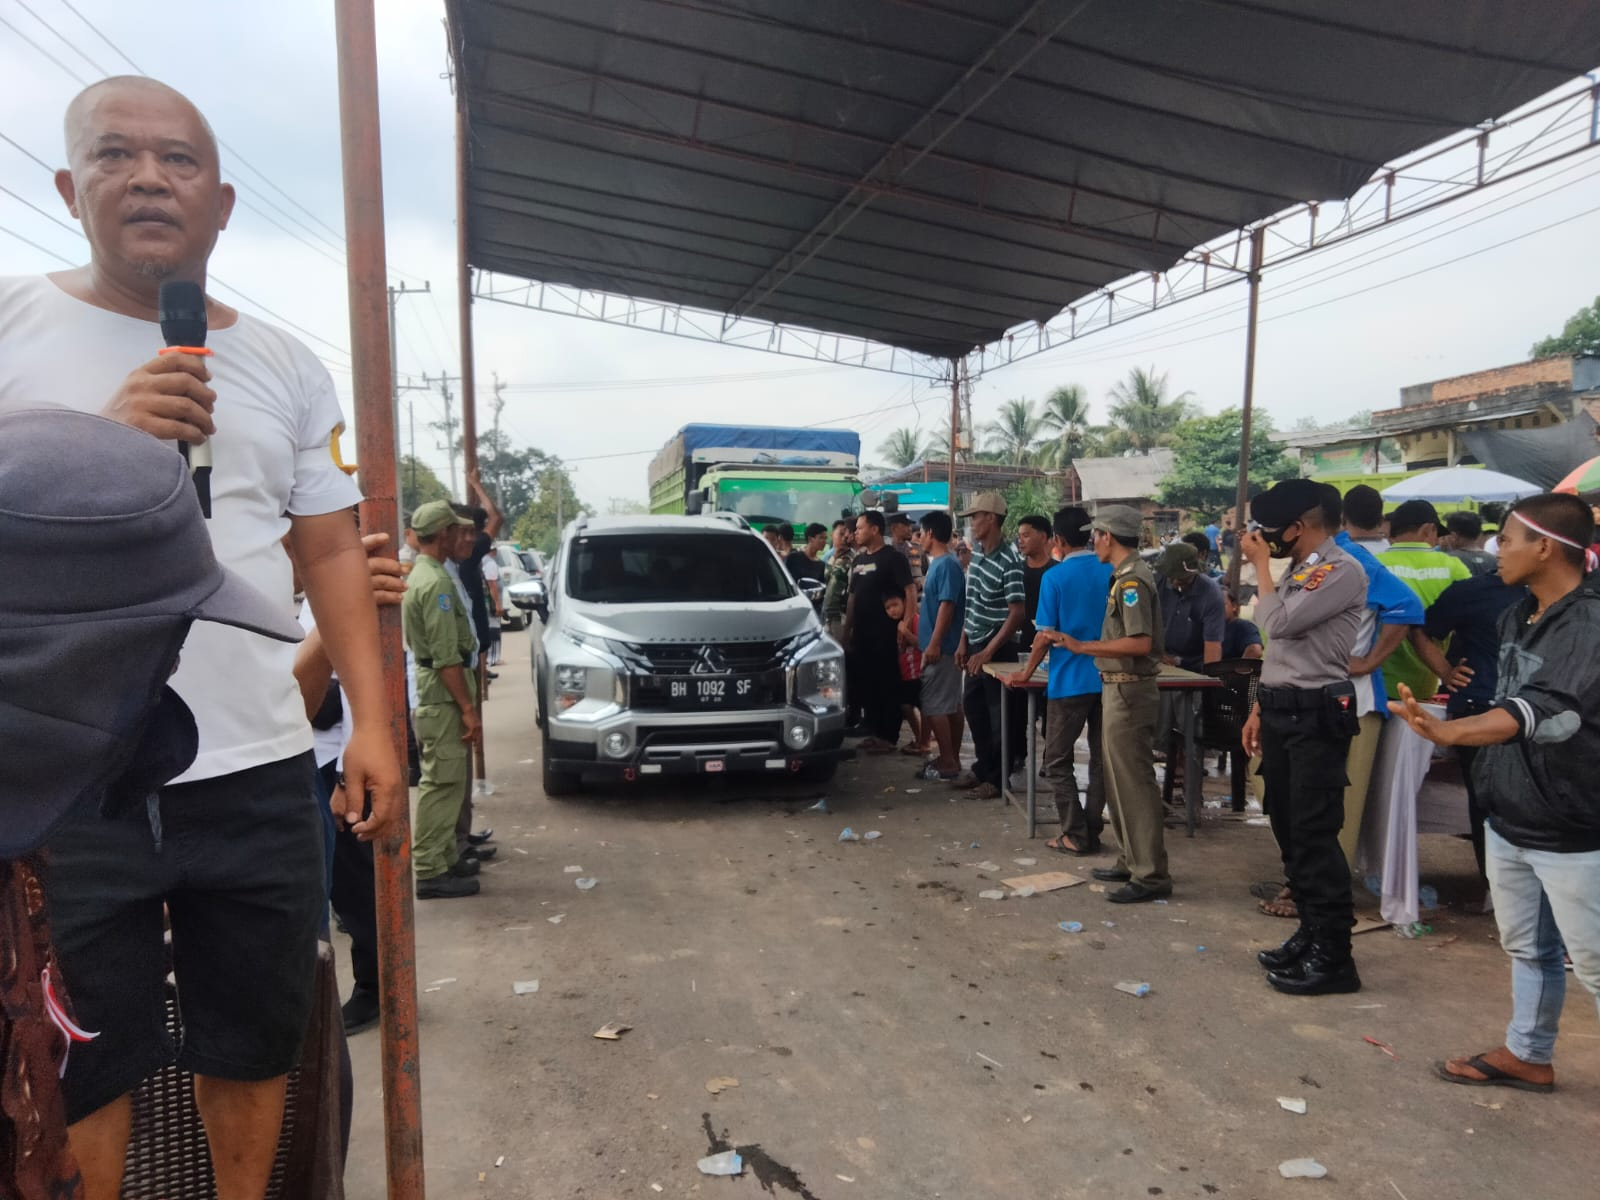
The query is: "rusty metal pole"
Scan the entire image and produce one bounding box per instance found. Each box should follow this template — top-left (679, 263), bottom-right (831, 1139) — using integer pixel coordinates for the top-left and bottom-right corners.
top-left (454, 98), bottom-right (490, 779)
top-left (1226, 227), bottom-right (1266, 595)
top-left (332, 2), bottom-right (426, 1196)
top-left (456, 104), bottom-right (480, 489)
top-left (948, 357), bottom-right (960, 510)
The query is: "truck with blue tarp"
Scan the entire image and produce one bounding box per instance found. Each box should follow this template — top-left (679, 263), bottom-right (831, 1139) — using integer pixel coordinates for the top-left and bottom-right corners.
top-left (647, 424), bottom-right (865, 530)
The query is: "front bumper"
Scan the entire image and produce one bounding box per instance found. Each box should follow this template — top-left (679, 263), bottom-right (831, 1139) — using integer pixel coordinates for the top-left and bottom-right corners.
top-left (546, 705), bottom-right (849, 780)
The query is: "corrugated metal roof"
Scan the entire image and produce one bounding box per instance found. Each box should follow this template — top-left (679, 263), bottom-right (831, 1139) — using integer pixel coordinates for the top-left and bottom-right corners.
top-left (447, 0), bottom-right (1600, 359)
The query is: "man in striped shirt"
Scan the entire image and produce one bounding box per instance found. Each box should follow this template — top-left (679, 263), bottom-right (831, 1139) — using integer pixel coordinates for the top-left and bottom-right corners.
top-left (954, 493), bottom-right (1025, 798)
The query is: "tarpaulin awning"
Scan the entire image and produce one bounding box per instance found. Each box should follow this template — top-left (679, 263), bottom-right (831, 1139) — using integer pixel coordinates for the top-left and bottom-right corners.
top-left (445, 0), bottom-right (1600, 360)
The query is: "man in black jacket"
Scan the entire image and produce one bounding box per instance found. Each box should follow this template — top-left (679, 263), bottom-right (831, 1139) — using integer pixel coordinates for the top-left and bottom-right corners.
top-left (1390, 493), bottom-right (1600, 1094)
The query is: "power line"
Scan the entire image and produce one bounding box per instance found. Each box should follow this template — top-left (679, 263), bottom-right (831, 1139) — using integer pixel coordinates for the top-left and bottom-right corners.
top-left (1007, 152), bottom-right (1600, 372)
top-left (0, 221), bottom-right (72, 263)
top-left (14, 0), bottom-right (105, 73)
top-left (0, 10), bottom-right (88, 84)
top-left (0, 128), bottom-right (54, 172)
top-left (1019, 198), bottom-right (1600, 373)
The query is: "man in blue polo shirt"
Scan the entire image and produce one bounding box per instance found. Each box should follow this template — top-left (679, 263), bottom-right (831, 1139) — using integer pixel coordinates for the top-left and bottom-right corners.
top-left (1009, 506), bottom-right (1113, 855)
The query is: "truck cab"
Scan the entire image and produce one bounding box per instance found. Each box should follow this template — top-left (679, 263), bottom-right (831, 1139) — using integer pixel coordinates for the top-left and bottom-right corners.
top-left (687, 466), bottom-right (862, 530)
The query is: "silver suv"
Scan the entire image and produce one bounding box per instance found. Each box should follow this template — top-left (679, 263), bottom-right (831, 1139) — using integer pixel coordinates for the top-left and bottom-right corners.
top-left (533, 515), bottom-right (849, 795)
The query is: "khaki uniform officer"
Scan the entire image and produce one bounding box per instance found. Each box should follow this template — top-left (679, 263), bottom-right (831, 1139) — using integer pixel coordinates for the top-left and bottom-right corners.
top-left (1053, 505), bottom-right (1170, 903)
top-left (402, 500), bottom-right (483, 900)
top-left (1240, 479), bottom-right (1368, 995)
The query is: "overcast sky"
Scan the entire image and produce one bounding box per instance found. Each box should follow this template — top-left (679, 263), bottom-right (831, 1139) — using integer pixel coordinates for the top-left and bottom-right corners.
top-left (3, 2), bottom-right (1597, 509)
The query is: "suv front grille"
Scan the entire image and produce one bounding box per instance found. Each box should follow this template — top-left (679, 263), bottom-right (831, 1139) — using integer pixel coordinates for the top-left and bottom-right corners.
top-left (625, 640), bottom-right (791, 674)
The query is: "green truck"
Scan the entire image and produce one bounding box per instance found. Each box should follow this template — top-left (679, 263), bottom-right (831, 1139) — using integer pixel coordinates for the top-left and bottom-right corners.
top-left (647, 424), bottom-right (865, 530)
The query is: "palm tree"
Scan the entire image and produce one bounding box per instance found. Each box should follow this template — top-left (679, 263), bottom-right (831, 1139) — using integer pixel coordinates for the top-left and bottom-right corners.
top-left (982, 397), bottom-right (1047, 466)
top-left (1037, 383), bottom-right (1096, 467)
top-left (1107, 366), bottom-right (1195, 452)
top-left (877, 427), bottom-right (926, 469)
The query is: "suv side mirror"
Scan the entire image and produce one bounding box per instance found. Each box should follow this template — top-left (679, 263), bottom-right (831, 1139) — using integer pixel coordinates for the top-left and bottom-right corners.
top-left (798, 578), bottom-right (825, 606)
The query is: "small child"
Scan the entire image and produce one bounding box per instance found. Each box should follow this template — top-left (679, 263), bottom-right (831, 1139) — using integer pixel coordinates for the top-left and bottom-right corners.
top-left (883, 594), bottom-right (928, 755)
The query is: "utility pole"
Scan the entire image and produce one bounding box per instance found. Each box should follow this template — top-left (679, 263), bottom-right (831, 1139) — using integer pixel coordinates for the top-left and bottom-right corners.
top-left (489, 371), bottom-right (507, 507)
top-left (422, 371), bottom-right (463, 499)
top-left (387, 283), bottom-right (434, 515)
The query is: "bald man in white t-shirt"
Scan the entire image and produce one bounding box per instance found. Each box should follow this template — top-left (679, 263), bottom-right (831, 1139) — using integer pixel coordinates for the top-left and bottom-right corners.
top-left (0, 76), bottom-right (402, 1200)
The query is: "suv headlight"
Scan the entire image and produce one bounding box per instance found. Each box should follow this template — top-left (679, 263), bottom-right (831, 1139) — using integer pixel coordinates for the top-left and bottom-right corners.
top-left (793, 647), bottom-right (844, 712)
top-left (555, 664), bottom-right (587, 710)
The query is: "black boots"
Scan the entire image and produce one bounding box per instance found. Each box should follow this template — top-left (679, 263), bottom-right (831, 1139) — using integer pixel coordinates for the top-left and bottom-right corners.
top-left (1267, 934), bottom-right (1361, 996)
top-left (1257, 926), bottom-right (1314, 971)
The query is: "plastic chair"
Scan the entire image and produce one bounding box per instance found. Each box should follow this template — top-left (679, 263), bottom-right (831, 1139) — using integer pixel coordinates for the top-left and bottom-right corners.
top-left (119, 941), bottom-right (346, 1200)
top-left (1161, 658), bottom-right (1263, 813)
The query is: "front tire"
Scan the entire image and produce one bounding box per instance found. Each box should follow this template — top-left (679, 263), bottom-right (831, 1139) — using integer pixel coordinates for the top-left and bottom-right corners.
top-left (541, 737), bottom-right (581, 797)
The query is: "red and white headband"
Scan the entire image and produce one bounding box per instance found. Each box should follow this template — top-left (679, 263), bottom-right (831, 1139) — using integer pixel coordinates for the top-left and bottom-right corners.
top-left (1509, 510), bottom-right (1586, 552)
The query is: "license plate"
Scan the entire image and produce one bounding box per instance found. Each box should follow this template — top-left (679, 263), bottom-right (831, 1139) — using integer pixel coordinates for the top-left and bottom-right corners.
top-left (665, 676), bottom-right (755, 709)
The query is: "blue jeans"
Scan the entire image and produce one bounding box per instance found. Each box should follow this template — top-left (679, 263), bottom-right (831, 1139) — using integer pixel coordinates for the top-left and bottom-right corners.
top-left (1486, 827), bottom-right (1600, 1063)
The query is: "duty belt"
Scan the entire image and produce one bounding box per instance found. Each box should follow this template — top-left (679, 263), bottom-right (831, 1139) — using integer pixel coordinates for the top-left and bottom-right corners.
top-left (1257, 685), bottom-right (1325, 712)
top-left (1100, 671), bottom-right (1154, 683)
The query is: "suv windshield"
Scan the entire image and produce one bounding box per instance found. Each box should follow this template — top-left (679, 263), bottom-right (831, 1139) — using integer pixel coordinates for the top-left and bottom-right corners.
top-left (567, 533), bottom-right (795, 604)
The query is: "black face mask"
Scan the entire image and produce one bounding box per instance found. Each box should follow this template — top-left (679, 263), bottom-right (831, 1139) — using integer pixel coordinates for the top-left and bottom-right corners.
top-left (1260, 523), bottom-right (1299, 558)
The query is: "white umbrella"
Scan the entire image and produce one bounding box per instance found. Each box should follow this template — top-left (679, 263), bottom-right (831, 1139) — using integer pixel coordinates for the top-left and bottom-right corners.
top-left (1380, 466), bottom-right (1541, 504)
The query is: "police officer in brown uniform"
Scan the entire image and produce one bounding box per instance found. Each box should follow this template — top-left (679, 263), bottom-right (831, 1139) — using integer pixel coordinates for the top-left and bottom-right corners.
top-left (1240, 479), bottom-right (1369, 994)
top-left (1053, 505), bottom-right (1170, 902)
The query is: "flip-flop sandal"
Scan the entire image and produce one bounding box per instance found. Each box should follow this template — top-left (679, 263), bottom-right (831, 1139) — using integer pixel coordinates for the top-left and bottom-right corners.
top-left (1250, 880), bottom-right (1288, 901)
top-left (1045, 836), bottom-right (1074, 855)
top-left (1435, 1055), bottom-right (1554, 1094)
top-left (899, 743), bottom-right (926, 756)
top-left (1257, 897), bottom-right (1299, 919)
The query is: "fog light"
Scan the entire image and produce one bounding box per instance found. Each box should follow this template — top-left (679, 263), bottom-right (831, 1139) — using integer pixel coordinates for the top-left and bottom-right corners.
top-left (603, 731), bottom-right (631, 758)
top-left (785, 723), bottom-right (812, 750)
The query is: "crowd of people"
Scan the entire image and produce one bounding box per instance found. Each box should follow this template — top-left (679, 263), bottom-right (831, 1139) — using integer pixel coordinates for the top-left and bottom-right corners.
top-left (788, 475), bottom-right (1600, 1052)
top-left (5, 70), bottom-right (1600, 1200)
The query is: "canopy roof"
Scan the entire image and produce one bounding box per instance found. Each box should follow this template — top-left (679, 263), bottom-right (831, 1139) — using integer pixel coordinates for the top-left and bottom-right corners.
top-left (1380, 466), bottom-right (1542, 504)
top-left (447, 0), bottom-right (1600, 360)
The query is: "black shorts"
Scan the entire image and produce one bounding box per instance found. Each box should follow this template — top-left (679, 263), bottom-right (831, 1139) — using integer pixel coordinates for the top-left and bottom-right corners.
top-left (42, 752), bottom-right (325, 1123)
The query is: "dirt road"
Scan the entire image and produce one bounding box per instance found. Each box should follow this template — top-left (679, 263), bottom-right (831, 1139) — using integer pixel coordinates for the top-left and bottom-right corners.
top-left (342, 636), bottom-right (1599, 1199)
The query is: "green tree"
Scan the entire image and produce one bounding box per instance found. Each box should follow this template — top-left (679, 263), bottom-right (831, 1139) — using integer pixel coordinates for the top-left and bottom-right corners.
top-left (400, 455), bottom-right (449, 515)
top-left (1000, 476), bottom-right (1062, 538)
top-left (1037, 383), bottom-right (1099, 467)
top-left (1159, 408), bottom-right (1295, 512)
top-left (982, 397), bottom-right (1047, 465)
top-left (877, 427), bottom-right (926, 469)
top-left (1530, 294), bottom-right (1600, 358)
top-left (1107, 366), bottom-right (1195, 452)
top-left (471, 431), bottom-right (561, 532)
top-left (509, 463), bottom-right (590, 556)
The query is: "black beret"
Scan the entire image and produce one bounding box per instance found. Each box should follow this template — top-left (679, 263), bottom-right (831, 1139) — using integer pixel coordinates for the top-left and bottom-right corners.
top-left (1250, 478), bottom-right (1326, 528)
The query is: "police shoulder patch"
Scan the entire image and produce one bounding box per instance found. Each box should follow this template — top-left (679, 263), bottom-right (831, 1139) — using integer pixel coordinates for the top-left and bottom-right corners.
top-left (1122, 586), bottom-right (1140, 607)
top-left (438, 594), bottom-right (453, 612)
top-left (1302, 562), bottom-right (1337, 592)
